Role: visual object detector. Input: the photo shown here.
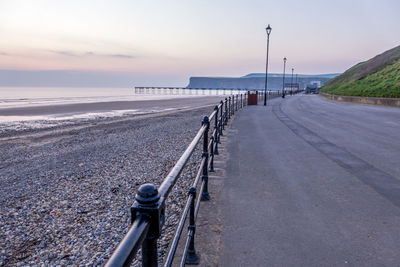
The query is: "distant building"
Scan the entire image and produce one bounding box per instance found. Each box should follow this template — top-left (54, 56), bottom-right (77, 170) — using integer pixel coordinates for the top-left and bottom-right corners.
top-left (305, 84), bottom-right (319, 94)
top-left (309, 81), bottom-right (321, 88)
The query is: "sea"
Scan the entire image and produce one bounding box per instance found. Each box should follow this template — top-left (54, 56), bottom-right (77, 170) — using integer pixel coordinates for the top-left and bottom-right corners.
top-left (0, 87), bottom-right (227, 133)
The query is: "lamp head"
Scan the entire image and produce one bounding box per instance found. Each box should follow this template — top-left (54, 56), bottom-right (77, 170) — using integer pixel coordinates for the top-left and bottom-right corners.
top-left (284, 57), bottom-right (287, 62)
top-left (266, 24), bottom-right (272, 35)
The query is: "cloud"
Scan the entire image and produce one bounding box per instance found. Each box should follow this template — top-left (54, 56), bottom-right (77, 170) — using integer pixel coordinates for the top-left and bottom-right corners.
top-left (110, 54), bottom-right (135, 59)
top-left (50, 50), bottom-right (79, 57)
top-left (0, 52), bottom-right (9, 56)
top-left (49, 50), bottom-right (135, 59)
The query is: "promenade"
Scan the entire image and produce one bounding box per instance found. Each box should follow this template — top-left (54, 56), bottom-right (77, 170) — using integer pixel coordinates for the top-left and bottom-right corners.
top-left (198, 95), bottom-right (400, 266)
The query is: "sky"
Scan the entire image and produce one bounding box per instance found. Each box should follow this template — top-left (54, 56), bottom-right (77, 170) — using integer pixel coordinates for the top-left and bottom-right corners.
top-left (0, 0), bottom-right (399, 87)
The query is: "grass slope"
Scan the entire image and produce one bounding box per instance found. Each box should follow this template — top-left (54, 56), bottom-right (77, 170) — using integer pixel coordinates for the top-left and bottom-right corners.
top-left (322, 45), bottom-right (400, 98)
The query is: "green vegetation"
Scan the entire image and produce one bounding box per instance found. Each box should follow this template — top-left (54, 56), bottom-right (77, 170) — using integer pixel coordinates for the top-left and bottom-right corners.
top-left (321, 45), bottom-right (400, 98)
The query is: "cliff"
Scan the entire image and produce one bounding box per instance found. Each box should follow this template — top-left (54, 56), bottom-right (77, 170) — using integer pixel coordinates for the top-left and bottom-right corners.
top-left (187, 73), bottom-right (339, 90)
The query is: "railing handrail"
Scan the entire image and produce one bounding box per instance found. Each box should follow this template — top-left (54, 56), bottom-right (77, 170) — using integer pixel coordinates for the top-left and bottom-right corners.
top-left (135, 86), bottom-right (252, 90)
top-left (106, 215), bottom-right (150, 266)
top-left (106, 92), bottom-right (248, 267)
top-left (158, 103), bottom-right (220, 199)
top-left (158, 124), bottom-right (206, 199)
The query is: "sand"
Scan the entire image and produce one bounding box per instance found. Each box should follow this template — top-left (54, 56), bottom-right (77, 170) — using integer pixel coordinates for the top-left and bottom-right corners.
top-left (0, 96), bottom-right (225, 116)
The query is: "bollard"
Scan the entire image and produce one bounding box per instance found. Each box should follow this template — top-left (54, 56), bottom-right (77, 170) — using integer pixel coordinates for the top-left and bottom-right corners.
top-left (201, 116), bottom-right (210, 201)
top-left (185, 187), bottom-right (200, 264)
top-left (240, 94), bottom-right (243, 109)
top-left (131, 183), bottom-right (165, 267)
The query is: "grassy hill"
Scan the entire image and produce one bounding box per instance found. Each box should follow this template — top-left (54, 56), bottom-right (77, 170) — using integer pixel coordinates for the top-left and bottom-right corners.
top-left (321, 45), bottom-right (400, 98)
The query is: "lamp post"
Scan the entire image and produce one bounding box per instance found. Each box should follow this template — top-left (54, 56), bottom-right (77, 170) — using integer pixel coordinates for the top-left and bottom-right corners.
top-left (264, 24), bottom-right (272, 106)
top-left (282, 57), bottom-right (287, 98)
top-left (291, 68), bottom-right (294, 96)
top-left (295, 73), bottom-right (298, 93)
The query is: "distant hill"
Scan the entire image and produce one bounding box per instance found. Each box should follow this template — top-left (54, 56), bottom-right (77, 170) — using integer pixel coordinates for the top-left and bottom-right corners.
top-left (242, 73), bottom-right (340, 79)
top-left (187, 73), bottom-right (339, 90)
top-left (321, 45), bottom-right (400, 98)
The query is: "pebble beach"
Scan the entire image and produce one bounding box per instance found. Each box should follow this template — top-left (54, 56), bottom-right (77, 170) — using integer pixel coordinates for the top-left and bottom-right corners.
top-left (0, 102), bottom-right (220, 266)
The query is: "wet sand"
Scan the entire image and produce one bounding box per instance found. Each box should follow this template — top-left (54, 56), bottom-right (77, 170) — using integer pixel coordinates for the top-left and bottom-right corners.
top-left (0, 96), bottom-right (224, 116)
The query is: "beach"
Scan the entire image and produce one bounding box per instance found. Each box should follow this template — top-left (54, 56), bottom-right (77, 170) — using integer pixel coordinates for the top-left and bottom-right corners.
top-left (0, 95), bottom-right (224, 134)
top-left (0, 96), bottom-right (224, 266)
top-left (0, 96), bottom-right (224, 116)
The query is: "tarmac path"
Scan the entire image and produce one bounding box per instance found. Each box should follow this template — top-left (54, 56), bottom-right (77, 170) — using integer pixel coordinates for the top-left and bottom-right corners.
top-left (219, 95), bottom-right (400, 266)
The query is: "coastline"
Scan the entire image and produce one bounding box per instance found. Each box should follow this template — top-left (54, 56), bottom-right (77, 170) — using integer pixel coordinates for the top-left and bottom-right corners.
top-left (0, 96), bottom-right (222, 116)
top-left (0, 96), bottom-right (225, 135)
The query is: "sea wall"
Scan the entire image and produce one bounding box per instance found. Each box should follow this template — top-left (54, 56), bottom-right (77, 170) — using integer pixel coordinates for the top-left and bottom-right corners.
top-left (320, 93), bottom-right (400, 107)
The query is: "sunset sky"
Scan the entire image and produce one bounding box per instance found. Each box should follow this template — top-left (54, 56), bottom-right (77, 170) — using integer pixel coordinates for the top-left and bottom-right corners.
top-left (0, 0), bottom-right (399, 87)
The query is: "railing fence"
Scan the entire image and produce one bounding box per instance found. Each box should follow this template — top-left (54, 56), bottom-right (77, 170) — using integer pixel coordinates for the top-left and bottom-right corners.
top-left (106, 93), bottom-right (247, 267)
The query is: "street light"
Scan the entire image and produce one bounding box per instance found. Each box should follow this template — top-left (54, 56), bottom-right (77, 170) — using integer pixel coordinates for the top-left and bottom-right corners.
top-left (291, 68), bottom-right (294, 96)
top-left (264, 24), bottom-right (272, 106)
top-left (282, 57), bottom-right (287, 98)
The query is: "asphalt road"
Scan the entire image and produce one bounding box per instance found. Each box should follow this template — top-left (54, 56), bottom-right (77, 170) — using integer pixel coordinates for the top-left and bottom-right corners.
top-left (220, 95), bottom-right (400, 266)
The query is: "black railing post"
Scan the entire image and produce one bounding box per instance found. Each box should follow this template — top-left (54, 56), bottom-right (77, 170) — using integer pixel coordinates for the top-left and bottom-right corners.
top-left (224, 98), bottom-right (228, 126)
top-left (240, 94), bottom-right (242, 109)
top-left (230, 96), bottom-right (233, 117)
top-left (236, 95), bottom-right (238, 111)
top-left (227, 97), bottom-right (231, 120)
top-left (214, 105), bottom-right (219, 154)
top-left (236, 95), bottom-right (239, 111)
top-left (201, 116), bottom-right (210, 201)
top-left (131, 183), bottom-right (165, 267)
top-left (219, 100), bottom-right (224, 135)
top-left (232, 95), bottom-right (235, 116)
top-left (209, 136), bottom-right (215, 172)
top-left (185, 187), bottom-right (200, 264)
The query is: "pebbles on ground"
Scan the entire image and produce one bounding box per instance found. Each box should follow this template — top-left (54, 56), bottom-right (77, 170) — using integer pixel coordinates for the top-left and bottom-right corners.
top-left (0, 106), bottom-right (214, 266)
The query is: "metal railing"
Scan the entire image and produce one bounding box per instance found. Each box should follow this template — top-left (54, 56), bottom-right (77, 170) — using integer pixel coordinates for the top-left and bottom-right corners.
top-left (106, 93), bottom-right (248, 267)
top-left (133, 87), bottom-right (281, 96)
top-left (256, 91), bottom-right (284, 102)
